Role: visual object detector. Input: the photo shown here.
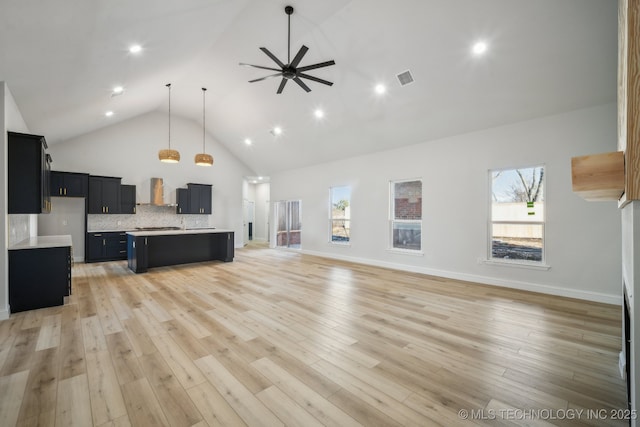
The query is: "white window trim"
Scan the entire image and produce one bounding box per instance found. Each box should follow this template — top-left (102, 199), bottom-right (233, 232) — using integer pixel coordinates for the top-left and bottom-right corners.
top-left (389, 178), bottom-right (423, 253)
top-left (329, 186), bottom-right (351, 245)
top-left (488, 165), bottom-right (548, 267)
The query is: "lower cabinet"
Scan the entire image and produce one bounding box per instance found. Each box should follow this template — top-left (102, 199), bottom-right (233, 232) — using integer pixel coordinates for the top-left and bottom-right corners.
top-left (86, 232), bottom-right (128, 262)
top-left (9, 246), bottom-right (71, 313)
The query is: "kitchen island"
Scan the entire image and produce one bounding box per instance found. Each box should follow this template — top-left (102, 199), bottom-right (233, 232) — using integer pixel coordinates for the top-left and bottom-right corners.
top-left (126, 229), bottom-right (234, 273)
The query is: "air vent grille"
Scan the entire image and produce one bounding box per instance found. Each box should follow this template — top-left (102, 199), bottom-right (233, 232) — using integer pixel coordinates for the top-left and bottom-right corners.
top-left (396, 70), bottom-right (414, 86)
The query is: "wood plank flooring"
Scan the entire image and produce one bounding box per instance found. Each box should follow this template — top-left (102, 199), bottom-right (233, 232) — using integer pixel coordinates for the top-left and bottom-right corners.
top-left (0, 244), bottom-right (627, 426)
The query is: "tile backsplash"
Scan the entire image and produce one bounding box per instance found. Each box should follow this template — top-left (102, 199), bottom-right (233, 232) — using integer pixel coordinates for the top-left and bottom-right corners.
top-left (8, 214), bottom-right (32, 246)
top-left (88, 205), bottom-right (213, 232)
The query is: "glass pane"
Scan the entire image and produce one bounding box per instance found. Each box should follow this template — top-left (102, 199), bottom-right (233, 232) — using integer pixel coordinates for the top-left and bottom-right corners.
top-left (491, 167), bottom-right (544, 222)
top-left (491, 223), bottom-right (543, 262)
top-left (393, 180), bottom-right (422, 220)
top-left (392, 222), bottom-right (421, 250)
top-left (331, 186), bottom-right (351, 220)
top-left (331, 220), bottom-right (350, 243)
top-left (276, 201), bottom-right (288, 248)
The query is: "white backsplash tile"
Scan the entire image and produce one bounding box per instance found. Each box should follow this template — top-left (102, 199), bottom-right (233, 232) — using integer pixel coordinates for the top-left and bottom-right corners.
top-left (88, 205), bottom-right (213, 231)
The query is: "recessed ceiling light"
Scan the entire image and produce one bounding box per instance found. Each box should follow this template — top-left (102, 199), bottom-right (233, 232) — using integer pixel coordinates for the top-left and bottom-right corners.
top-left (374, 84), bottom-right (387, 95)
top-left (129, 44), bottom-right (142, 54)
top-left (105, 111), bottom-right (114, 117)
top-left (314, 109), bottom-right (325, 119)
top-left (258, 176), bottom-right (263, 180)
top-left (472, 41), bottom-right (488, 56)
top-left (272, 126), bottom-right (283, 136)
top-left (112, 86), bottom-right (124, 96)
top-left (244, 138), bottom-right (252, 145)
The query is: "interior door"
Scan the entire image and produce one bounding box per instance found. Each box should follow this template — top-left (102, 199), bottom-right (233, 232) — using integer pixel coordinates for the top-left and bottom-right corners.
top-left (276, 200), bottom-right (301, 249)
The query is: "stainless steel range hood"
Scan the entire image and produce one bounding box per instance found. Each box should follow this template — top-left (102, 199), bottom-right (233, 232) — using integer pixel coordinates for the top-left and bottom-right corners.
top-left (138, 177), bottom-right (177, 207)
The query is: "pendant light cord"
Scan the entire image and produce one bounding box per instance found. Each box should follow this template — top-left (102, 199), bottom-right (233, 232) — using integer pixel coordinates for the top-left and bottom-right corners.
top-left (202, 88), bottom-right (207, 151)
top-left (166, 83), bottom-right (172, 149)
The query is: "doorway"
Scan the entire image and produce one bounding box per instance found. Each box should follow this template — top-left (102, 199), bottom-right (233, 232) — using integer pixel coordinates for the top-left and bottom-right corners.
top-left (276, 200), bottom-right (301, 249)
top-left (243, 199), bottom-right (255, 245)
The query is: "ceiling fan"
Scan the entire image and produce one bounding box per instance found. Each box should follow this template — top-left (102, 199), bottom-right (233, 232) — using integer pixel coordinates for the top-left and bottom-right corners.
top-left (240, 5), bottom-right (336, 94)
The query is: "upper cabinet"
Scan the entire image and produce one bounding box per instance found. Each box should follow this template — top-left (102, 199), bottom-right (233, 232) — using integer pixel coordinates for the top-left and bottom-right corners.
top-left (50, 171), bottom-right (88, 197)
top-left (88, 176), bottom-right (122, 214)
top-left (120, 184), bottom-right (136, 214)
top-left (176, 183), bottom-right (212, 214)
top-left (8, 131), bottom-right (51, 214)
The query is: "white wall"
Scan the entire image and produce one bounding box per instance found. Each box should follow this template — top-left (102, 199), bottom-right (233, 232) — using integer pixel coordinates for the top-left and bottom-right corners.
top-left (271, 103), bottom-right (621, 303)
top-left (2, 82), bottom-right (31, 319)
top-left (47, 111), bottom-right (254, 248)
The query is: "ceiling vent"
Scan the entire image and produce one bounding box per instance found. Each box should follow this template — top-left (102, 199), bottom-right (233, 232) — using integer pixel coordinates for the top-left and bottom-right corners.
top-left (396, 70), bottom-right (414, 87)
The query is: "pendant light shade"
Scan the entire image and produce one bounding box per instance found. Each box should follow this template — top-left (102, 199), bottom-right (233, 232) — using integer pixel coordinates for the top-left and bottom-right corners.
top-left (159, 83), bottom-right (180, 163)
top-left (195, 87), bottom-right (214, 166)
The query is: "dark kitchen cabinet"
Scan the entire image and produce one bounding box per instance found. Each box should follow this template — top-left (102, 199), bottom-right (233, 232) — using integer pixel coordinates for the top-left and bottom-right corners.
top-left (121, 185), bottom-right (136, 214)
top-left (89, 176), bottom-right (121, 214)
top-left (9, 246), bottom-right (71, 313)
top-left (177, 183), bottom-right (212, 214)
top-left (176, 188), bottom-right (189, 214)
top-left (8, 131), bottom-right (51, 214)
top-left (87, 231), bottom-right (128, 262)
top-left (50, 171), bottom-right (88, 197)
top-left (189, 184), bottom-right (212, 214)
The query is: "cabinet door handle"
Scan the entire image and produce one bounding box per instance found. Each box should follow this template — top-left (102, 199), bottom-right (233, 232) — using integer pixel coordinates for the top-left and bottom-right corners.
top-left (64, 188), bottom-right (67, 196)
top-left (59, 188), bottom-right (62, 195)
top-left (94, 234), bottom-right (102, 237)
top-left (106, 206), bottom-right (109, 213)
top-left (145, 238), bottom-right (148, 245)
top-left (103, 239), bottom-right (106, 246)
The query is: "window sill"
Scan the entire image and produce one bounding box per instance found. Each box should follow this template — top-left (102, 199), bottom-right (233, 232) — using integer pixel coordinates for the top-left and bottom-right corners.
top-left (482, 259), bottom-right (551, 271)
top-left (329, 241), bottom-right (351, 247)
top-left (386, 248), bottom-right (424, 257)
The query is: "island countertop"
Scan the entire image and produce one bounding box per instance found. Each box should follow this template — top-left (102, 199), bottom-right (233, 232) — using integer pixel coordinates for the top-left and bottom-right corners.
top-left (8, 235), bottom-right (73, 250)
top-left (126, 228), bottom-right (233, 237)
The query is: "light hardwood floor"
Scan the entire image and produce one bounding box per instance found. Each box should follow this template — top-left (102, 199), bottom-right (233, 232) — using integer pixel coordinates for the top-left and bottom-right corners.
top-left (0, 244), bottom-right (628, 426)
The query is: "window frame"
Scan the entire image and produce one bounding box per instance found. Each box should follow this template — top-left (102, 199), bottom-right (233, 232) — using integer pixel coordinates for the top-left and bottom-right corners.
top-left (329, 185), bottom-right (351, 245)
top-left (488, 165), bottom-right (547, 267)
top-left (389, 178), bottom-right (423, 254)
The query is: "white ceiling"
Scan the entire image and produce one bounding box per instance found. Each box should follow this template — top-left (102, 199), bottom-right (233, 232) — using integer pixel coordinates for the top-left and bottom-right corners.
top-left (0, 0), bottom-right (617, 176)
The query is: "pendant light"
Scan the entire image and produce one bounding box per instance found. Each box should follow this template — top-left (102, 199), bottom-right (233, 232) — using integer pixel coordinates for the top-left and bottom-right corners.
top-left (195, 87), bottom-right (214, 166)
top-left (158, 83), bottom-right (180, 163)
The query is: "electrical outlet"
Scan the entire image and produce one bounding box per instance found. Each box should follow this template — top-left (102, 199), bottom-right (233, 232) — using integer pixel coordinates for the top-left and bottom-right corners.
top-left (117, 221), bottom-right (122, 226)
top-left (62, 220), bottom-right (68, 226)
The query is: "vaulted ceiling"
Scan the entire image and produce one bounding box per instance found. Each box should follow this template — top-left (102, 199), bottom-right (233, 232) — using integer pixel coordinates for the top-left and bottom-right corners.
top-left (0, 0), bottom-right (617, 175)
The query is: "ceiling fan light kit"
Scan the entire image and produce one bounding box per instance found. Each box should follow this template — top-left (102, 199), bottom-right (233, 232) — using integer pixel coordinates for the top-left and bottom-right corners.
top-left (240, 5), bottom-right (336, 94)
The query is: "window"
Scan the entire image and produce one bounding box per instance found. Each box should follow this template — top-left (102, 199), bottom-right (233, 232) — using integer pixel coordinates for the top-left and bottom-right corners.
top-left (390, 179), bottom-right (422, 251)
top-left (490, 166), bottom-right (545, 264)
top-left (330, 186), bottom-right (350, 243)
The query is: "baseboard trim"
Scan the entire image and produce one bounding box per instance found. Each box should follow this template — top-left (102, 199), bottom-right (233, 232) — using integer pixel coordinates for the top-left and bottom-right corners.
top-left (301, 249), bottom-right (621, 305)
top-left (0, 307), bottom-right (9, 320)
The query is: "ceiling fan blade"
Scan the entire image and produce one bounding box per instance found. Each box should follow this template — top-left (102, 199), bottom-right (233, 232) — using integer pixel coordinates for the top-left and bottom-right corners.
top-left (260, 47), bottom-right (286, 68)
top-left (290, 45), bottom-right (309, 68)
top-left (298, 73), bottom-right (334, 87)
top-left (239, 63), bottom-right (282, 72)
top-left (276, 78), bottom-right (288, 94)
top-left (293, 77), bottom-right (311, 92)
top-left (249, 73), bottom-right (283, 83)
top-left (297, 60), bottom-right (336, 72)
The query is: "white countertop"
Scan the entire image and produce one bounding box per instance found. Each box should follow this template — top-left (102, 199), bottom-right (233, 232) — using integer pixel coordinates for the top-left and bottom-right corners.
top-left (126, 228), bottom-right (233, 237)
top-left (9, 235), bottom-right (73, 250)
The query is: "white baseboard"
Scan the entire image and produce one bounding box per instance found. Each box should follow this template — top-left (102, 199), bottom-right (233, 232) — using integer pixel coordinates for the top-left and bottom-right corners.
top-left (0, 307), bottom-right (9, 320)
top-left (301, 249), bottom-right (621, 305)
